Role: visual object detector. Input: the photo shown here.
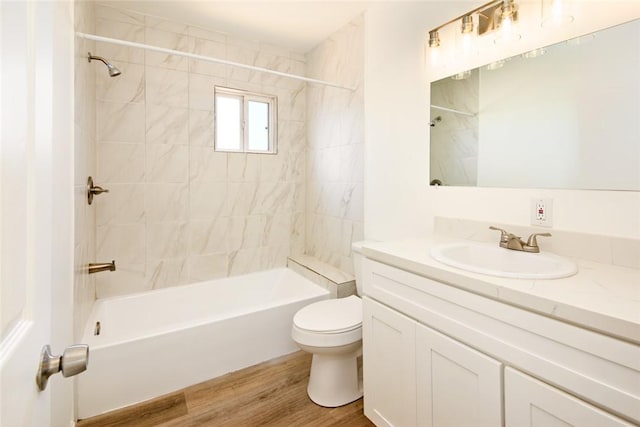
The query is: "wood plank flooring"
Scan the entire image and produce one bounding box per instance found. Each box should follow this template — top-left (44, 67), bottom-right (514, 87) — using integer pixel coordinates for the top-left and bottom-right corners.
top-left (77, 351), bottom-right (374, 427)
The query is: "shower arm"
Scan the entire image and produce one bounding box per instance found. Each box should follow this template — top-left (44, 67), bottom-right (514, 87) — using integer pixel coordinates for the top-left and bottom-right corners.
top-left (87, 52), bottom-right (121, 77)
top-left (87, 52), bottom-right (109, 66)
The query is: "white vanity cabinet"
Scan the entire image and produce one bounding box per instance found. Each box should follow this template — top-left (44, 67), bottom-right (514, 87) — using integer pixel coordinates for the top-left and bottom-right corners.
top-left (361, 258), bottom-right (640, 427)
top-left (505, 368), bottom-right (635, 427)
top-left (364, 297), bottom-right (502, 427)
top-left (415, 323), bottom-right (502, 427)
top-left (363, 298), bottom-right (416, 427)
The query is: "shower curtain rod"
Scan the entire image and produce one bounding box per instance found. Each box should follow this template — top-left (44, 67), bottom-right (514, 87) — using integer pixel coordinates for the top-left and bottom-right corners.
top-left (76, 32), bottom-right (356, 91)
top-left (430, 104), bottom-right (475, 117)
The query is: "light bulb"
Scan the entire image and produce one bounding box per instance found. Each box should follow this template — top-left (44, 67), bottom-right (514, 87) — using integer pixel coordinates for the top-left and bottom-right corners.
top-left (542, 0), bottom-right (574, 27)
top-left (430, 47), bottom-right (440, 67)
top-left (494, 2), bottom-right (521, 44)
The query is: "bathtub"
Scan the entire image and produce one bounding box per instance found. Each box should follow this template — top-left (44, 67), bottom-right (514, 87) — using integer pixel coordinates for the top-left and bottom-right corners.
top-left (76, 268), bottom-right (329, 419)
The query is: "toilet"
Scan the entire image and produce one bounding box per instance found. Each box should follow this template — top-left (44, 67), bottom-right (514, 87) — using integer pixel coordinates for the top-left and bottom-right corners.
top-left (291, 242), bottom-right (367, 407)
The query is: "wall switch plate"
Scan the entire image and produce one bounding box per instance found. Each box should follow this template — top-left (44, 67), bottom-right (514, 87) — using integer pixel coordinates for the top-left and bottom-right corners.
top-left (531, 198), bottom-right (553, 227)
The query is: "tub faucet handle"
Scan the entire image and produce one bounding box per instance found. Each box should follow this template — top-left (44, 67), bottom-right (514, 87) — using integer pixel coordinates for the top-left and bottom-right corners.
top-left (87, 176), bottom-right (110, 205)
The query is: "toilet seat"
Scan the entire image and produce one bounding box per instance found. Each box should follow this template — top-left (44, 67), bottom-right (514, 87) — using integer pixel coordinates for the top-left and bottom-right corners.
top-left (292, 296), bottom-right (362, 348)
top-left (293, 295), bottom-right (362, 334)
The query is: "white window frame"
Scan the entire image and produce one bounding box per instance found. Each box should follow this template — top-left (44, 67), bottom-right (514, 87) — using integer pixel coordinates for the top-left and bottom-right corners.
top-left (214, 86), bottom-right (278, 154)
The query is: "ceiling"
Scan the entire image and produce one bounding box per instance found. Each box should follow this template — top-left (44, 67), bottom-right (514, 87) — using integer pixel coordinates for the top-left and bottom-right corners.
top-left (102, 1), bottom-right (372, 53)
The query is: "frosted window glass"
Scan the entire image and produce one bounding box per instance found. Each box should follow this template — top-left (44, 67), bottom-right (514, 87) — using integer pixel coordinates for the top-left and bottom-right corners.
top-left (248, 101), bottom-right (269, 151)
top-left (216, 96), bottom-right (241, 151)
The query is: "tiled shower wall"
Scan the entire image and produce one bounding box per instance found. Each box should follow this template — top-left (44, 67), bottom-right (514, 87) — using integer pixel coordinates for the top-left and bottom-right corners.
top-left (93, 4), bottom-right (306, 298)
top-left (305, 16), bottom-right (365, 275)
top-left (74, 0), bottom-right (97, 338)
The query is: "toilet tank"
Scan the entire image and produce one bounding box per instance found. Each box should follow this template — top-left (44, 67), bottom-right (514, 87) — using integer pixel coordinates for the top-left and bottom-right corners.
top-left (351, 241), bottom-right (373, 296)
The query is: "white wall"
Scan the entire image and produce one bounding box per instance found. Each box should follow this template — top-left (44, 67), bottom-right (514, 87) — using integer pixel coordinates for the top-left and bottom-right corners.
top-left (365, 1), bottom-right (640, 240)
top-left (365, 2), bottom-right (474, 240)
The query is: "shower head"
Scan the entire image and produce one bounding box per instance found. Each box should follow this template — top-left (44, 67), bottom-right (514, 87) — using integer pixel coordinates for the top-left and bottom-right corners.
top-left (87, 52), bottom-right (121, 77)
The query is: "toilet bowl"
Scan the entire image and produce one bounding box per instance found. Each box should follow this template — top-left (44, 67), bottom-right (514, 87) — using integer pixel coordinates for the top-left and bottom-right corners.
top-left (291, 242), bottom-right (368, 407)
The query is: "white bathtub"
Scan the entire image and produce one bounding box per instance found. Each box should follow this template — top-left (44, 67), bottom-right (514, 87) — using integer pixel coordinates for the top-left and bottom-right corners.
top-left (76, 268), bottom-right (329, 419)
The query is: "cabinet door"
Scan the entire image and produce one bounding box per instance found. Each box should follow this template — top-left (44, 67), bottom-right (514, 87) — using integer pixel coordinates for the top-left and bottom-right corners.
top-left (416, 324), bottom-right (503, 427)
top-left (363, 297), bottom-right (417, 427)
top-left (505, 368), bottom-right (635, 427)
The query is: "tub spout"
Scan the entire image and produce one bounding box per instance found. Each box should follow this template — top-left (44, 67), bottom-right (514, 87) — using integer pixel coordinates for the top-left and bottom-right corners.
top-left (88, 260), bottom-right (116, 274)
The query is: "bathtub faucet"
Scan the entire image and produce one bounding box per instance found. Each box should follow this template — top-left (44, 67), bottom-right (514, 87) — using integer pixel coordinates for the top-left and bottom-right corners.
top-left (88, 260), bottom-right (116, 274)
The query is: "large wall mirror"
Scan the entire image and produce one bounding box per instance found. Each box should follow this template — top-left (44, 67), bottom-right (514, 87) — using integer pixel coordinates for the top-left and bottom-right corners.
top-left (429, 18), bottom-right (639, 191)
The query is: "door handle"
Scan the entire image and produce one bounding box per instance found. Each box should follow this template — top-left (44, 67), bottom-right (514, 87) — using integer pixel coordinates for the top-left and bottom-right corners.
top-left (36, 344), bottom-right (89, 391)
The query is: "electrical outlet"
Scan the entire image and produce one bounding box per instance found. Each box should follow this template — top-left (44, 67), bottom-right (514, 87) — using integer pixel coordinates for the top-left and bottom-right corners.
top-left (531, 198), bottom-right (553, 227)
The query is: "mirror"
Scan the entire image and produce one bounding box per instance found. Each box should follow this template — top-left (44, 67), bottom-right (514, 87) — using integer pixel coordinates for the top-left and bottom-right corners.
top-left (429, 19), bottom-right (640, 191)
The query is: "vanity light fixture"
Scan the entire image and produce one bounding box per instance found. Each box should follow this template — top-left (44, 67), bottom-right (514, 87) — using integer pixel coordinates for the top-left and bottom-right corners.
top-left (428, 30), bottom-right (440, 48)
top-left (427, 0), bottom-right (522, 58)
top-left (461, 15), bottom-right (474, 35)
top-left (459, 15), bottom-right (477, 56)
top-left (494, 0), bottom-right (522, 43)
top-left (428, 30), bottom-right (441, 65)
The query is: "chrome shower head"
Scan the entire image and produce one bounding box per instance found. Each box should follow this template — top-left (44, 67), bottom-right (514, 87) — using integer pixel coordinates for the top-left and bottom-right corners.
top-left (87, 52), bottom-right (121, 77)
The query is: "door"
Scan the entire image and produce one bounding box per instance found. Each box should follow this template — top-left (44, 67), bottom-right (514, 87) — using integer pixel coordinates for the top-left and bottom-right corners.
top-left (0, 1), bottom-right (75, 426)
top-left (505, 368), bottom-right (635, 427)
top-left (362, 297), bottom-right (417, 427)
top-left (416, 323), bottom-right (503, 427)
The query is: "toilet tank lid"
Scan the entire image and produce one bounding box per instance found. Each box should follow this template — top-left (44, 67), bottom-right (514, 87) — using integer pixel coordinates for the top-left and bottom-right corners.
top-left (294, 295), bottom-right (362, 333)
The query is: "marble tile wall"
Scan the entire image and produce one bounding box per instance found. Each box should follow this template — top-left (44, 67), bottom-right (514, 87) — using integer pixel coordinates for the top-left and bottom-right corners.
top-left (93, 4), bottom-right (307, 298)
top-left (74, 0), bottom-right (97, 338)
top-left (305, 16), bottom-right (365, 275)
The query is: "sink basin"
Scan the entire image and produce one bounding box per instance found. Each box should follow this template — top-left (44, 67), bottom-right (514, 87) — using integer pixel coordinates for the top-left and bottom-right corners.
top-left (430, 241), bottom-right (578, 279)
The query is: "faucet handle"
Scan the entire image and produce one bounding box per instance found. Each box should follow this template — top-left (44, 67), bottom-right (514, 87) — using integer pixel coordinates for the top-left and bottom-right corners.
top-left (489, 226), bottom-right (510, 242)
top-left (526, 232), bottom-right (552, 248)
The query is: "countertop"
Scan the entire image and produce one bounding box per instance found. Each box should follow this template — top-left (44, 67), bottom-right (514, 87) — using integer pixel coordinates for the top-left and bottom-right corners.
top-left (361, 236), bottom-right (640, 344)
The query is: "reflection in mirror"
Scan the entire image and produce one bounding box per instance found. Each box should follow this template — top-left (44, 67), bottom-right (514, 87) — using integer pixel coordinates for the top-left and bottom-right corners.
top-left (429, 19), bottom-right (640, 191)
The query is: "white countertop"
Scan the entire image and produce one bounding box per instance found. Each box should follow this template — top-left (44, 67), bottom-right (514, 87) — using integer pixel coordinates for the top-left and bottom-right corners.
top-left (361, 236), bottom-right (640, 344)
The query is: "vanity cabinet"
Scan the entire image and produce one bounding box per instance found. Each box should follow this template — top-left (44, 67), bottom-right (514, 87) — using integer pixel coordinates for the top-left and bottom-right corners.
top-left (363, 298), bottom-right (416, 427)
top-left (364, 298), bottom-right (502, 427)
top-left (505, 368), bottom-right (634, 427)
top-left (416, 323), bottom-right (502, 427)
top-left (362, 258), bottom-right (639, 427)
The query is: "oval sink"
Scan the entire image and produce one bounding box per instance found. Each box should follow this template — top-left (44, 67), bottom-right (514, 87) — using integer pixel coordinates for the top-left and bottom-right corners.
top-left (430, 241), bottom-right (577, 279)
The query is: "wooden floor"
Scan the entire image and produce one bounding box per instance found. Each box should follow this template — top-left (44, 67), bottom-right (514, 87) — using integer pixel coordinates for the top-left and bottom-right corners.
top-left (77, 351), bottom-right (374, 427)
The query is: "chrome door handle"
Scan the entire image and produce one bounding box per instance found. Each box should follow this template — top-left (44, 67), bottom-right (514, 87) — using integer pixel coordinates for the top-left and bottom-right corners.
top-left (36, 344), bottom-right (89, 391)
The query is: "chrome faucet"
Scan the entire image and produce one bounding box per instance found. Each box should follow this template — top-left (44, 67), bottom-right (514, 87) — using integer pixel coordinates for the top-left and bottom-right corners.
top-left (88, 260), bottom-right (116, 274)
top-left (489, 226), bottom-right (551, 253)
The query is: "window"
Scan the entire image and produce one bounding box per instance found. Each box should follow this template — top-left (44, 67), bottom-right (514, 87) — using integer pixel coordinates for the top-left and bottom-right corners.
top-left (214, 86), bottom-right (277, 154)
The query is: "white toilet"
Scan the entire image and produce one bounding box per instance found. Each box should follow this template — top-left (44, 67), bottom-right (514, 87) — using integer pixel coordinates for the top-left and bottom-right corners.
top-left (291, 242), bottom-right (367, 407)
